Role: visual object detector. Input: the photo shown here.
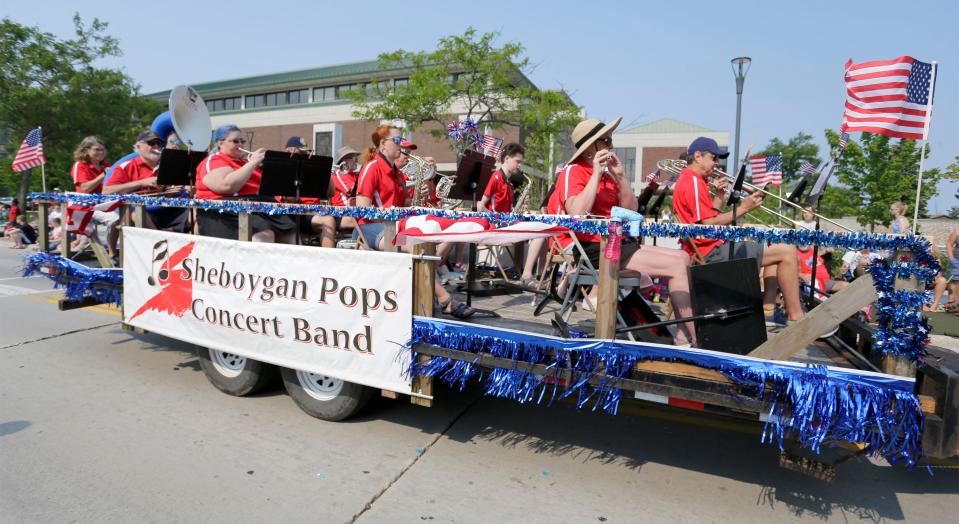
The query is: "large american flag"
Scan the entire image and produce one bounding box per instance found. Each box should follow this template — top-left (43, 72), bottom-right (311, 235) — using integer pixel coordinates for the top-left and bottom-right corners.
top-left (11, 128), bottom-right (47, 172)
top-left (841, 56), bottom-right (936, 140)
top-left (750, 154), bottom-right (783, 186)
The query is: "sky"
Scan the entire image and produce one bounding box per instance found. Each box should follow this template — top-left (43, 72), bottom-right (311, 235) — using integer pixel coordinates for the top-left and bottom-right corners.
top-left (4, 0), bottom-right (958, 213)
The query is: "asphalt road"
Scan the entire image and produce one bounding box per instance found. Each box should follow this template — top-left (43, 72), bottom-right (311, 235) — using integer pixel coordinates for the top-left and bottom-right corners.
top-left (1, 245), bottom-right (957, 523)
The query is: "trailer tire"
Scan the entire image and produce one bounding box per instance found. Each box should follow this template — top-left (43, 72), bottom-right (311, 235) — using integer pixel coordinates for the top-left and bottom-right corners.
top-left (281, 367), bottom-right (373, 421)
top-left (197, 348), bottom-right (276, 396)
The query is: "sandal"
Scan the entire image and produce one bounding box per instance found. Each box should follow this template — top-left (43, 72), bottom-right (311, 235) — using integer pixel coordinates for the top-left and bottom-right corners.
top-left (439, 297), bottom-right (476, 319)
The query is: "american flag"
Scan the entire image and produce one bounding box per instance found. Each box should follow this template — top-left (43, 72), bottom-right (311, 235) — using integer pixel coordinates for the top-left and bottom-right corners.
top-left (645, 170), bottom-right (661, 183)
top-left (750, 154), bottom-right (783, 186)
top-left (841, 56), bottom-right (937, 140)
top-left (838, 131), bottom-right (849, 150)
top-left (11, 128), bottom-right (47, 173)
top-left (478, 134), bottom-right (502, 158)
top-left (66, 199), bottom-right (122, 237)
top-left (799, 161), bottom-right (818, 175)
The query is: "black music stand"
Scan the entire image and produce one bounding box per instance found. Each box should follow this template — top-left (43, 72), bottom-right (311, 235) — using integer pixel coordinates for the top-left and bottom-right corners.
top-left (449, 150), bottom-right (497, 307)
top-left (725, 159), bottom-right (749, 259)
top-left (157, 149), bottom-right (205, 186)
top-left (803, 162), bottom-right (837, 302)
top-left (259, 151), bottom-right (333, 245)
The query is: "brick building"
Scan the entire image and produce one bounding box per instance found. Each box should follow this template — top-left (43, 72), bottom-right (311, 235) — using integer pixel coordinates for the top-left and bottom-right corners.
top-left (146, 60), bottom-right (531, 173)
top-left (612, 118), bottom-right (729, 192)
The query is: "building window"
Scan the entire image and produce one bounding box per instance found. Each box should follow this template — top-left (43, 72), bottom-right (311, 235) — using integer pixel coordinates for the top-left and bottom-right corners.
top-left (335, 84), bottom-right (359, 99)
top-left (313, 86), bottom-right (335, 102)
top-left (289, 89), bottom-right (309, 104)
top-left (612, 147), bottom-right (636, 183)
top-left (314, 131), bottom-right (333, 157)
top-left (394, 78), bottom-right (408, 88)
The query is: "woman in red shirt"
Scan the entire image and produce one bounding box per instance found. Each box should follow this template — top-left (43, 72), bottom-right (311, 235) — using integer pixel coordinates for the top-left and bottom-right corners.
top-left (195, 124), bottom-right (295, 243)
top-left (71, 136), bottom-right (111, 194)
top-left (355, 125), bottom-right (474, 319)
top-left (558, 118), bottom-right (695, 346)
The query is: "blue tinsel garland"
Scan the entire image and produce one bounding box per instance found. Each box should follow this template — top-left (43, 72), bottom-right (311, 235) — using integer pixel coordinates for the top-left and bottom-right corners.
top-left (28, 192), bottom-right (937, 361)
top-left (408, 317), bottom-right (924, 467)
top-left (21, 252), bottom-right (123, 306)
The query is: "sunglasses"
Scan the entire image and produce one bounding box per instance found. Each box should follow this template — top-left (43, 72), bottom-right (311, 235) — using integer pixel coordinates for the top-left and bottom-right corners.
top-left (595, 136), bottom-right (613, 148)
top-left (223, 138), bottom-right (246, 145)
top-left (388, 136), bottom-right (404, 145)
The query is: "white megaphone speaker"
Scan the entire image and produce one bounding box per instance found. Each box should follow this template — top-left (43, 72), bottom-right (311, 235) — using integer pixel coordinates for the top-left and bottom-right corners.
top-left (168, 85), bottom-right (212, 152)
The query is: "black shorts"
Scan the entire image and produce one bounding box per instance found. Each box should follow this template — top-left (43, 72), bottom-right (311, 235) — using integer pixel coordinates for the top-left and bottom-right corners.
top-left (197, 196), bottom-right (296, 240)
top-left (580, 240), bottom-right (642, 270)
top-left (147, 207), bottom-right (191, 232)
top-left (704, 240), bottom-right (765, 264)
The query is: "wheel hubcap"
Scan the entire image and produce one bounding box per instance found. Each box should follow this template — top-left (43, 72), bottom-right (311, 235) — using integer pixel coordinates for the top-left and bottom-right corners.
top-left (210, 349), bottom-right (246, 378)
top-left (296, 370), bottom-right (344, 401)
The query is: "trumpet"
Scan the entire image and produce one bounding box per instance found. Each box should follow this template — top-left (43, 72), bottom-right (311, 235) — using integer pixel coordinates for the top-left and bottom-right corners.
top-left (656, 159), bottom-right (815, 230)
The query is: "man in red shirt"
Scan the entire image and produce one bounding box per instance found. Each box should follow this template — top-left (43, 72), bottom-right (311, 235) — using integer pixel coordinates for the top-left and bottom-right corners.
top-left (105, 131), bottom-right (189, 231)
top-left (671, 136), bottom-right (803, 324)
top-left (478, 143), bottom-right (524, 213)
top-left (309, 146), bottom-right (360, 247)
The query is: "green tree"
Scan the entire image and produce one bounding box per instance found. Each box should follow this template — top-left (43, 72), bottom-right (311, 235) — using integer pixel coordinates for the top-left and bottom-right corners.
top-left (757, 132), bottom-right (822, 186)
top-left (349, 28), bottom-right (580, 202)
top-left (0, 14), bottom-right (162, 203)
top-left (824, 130), bottom-right (959, 230)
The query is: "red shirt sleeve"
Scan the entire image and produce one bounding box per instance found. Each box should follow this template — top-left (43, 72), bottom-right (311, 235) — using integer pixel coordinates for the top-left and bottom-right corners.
top-left (106, 161), bottom-right (131, 187)
top-left (356, 160), bottom-right (380, 199)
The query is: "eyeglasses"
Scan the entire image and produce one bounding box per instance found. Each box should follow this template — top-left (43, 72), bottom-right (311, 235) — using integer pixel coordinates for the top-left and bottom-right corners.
top-left (223, 138), bottom-right (246, 145)
top-left (595, 136), bottom-right (613, 148)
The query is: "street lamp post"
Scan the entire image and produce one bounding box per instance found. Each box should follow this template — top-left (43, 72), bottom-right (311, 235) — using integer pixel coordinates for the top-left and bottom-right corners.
top-left (730, 57), bottom-right (752, 172)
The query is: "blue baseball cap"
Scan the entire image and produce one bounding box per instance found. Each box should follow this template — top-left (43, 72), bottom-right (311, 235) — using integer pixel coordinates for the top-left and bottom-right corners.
top-left (687, 137), bottom-right (729, 159)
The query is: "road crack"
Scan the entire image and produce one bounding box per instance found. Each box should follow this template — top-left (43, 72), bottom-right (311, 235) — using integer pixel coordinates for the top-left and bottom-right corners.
top-left (1, 322), bottom-right (120, 350)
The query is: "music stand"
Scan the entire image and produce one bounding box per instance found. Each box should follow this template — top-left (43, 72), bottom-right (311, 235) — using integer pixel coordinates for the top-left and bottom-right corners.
top-left (725, 159), bottom-right (749, 259)
top-left (157, 149), bottom-right (205, 186)
top-left (259, 151), bottom-right (333, 245)
top-left (449, 150), bottom-right (497, 307)
top-left (803, 162), bottom-right (837, 302)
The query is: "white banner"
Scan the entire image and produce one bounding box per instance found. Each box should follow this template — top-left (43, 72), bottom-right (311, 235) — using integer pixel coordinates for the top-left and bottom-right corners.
top-left (122, 229), bottom-right (414, 394)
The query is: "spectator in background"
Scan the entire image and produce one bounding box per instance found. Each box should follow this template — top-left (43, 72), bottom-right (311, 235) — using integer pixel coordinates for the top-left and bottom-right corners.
top-left (9, 215), bottom-right (37, 249)
top-left (889, 201), bottom-right (910, 235)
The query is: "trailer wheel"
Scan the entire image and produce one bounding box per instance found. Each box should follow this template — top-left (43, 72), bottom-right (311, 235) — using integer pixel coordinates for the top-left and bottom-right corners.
top-left (197, 348), bottom-right (276, 396)
top-left (281, 367), bottom-right (373, 421)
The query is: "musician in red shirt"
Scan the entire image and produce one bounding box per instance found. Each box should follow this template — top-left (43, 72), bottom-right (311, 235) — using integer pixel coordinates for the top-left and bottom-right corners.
top-left (355, 125), bottom-right (474, 319)
top-left (478, 144), bottom-right (524, 213)
top-left (671, 136), bottom-right (803, 324)
top-left (557, 118), bottom-right (695, 345)
top-left (195, 124), bottom-right (296, 243)
top-left (308, 146), bottom-right (361, 248)
top-left (104, 131), bottom-right (190, 232)
top-left (70, 135), bottom-right (119, 259)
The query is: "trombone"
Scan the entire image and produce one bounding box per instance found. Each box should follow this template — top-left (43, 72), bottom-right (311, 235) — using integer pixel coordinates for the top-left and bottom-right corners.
top-left (656, 160), bottom-right (815, 230)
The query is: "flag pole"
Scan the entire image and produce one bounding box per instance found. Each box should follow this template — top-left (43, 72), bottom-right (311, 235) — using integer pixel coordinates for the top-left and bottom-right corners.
top-left (40, 125), bottom-right (47, 193)
top-left (912, 61), bottom-right (937, 235)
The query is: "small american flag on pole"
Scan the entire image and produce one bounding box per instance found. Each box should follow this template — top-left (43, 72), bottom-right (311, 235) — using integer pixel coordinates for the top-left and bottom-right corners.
top-left (749, 154), bottom-right (783, 186)
top-left (11, 128), bottom-right (47, 172)
top-left (799, 161), bottom-right (818, 175)
top-left (838, 131), bottom-right (849, 150)
top-left (841, 56), bottom-right (937, 140)
top-left (478, 134), bottom-right (502, 158)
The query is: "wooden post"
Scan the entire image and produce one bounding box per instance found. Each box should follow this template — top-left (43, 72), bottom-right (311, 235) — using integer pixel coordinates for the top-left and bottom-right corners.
top-left (238, 212), bottom-right (253, 242)
top-left (382, 221), bottom-right (398, 253)
top-left (59, 202), bottom-right (71, 259)
top-left (595, 237), bottom-right (619, 339)
top-left (883, 249), bottom-right (920, 377)
top-left (749, 274), bottom-right (878, 361)
top-left (38, 202), bottom-right (49, 252)
top-left (132, 205), bottom-right (147, 228)
top-left (410, 242), bottom-right (436, 407)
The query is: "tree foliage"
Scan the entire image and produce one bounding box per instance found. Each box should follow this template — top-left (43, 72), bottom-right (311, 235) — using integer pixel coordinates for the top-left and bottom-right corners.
top-left (757, 132), bottom-right (822, 186)
top-left (349, 27), bottom-right (581, 201)
top-left (0, 14), bottom-right (162, 202)
top-left (824, 130), bottom-right (958, 230)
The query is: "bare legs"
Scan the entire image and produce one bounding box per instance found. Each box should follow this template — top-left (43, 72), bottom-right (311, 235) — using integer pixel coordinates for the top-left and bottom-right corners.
top-left (760, 243), bottom-right (803, 321)
top-left (622, 246), bottom-right (695, 345)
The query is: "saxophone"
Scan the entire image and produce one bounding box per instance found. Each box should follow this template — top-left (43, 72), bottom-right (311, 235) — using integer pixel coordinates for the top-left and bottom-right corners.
top-left (434, 175), bottom-right (462, 210)
top-left (513, 174), bottom-right (533, 214)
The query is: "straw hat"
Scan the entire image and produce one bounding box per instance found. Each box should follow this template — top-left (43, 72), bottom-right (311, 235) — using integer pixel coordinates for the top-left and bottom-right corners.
top-left (334, 146), bottom-right (359, 164)
top-left (567, 117), bottom-right (622, 164)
